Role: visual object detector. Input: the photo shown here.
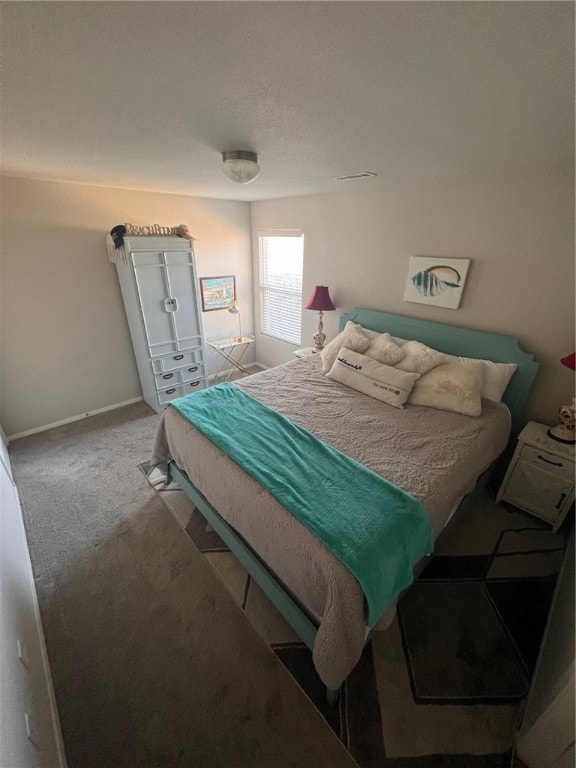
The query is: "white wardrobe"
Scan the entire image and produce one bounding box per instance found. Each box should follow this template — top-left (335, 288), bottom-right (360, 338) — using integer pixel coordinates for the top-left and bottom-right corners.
top-left (114, 236), bottom-right (209, 413)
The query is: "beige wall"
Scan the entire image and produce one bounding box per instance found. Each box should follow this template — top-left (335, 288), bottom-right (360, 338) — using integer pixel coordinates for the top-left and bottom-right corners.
top-left (251, 172), bottom-right (575, 426)
top-left (2, 172), bottom-right (573, 436)
top-left (0, 177), bottom-right (252, 437)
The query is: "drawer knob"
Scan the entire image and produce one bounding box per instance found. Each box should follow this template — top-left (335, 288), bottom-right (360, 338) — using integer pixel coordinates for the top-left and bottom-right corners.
top-left (165, 388), bottom-right (176, 395)
top-left (189, 366), bottom-right (198, 373)
top-left (189, 381), bottom-right (199, 388)
top-left (173, 355), bottom-right (184, 361)
top-left (162, 373), bottom-right (174, 380)
top-left (537, 454), bottom-right (563, 468)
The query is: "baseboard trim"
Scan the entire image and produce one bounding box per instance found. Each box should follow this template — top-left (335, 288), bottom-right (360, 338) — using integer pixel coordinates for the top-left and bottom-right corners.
top-left (7, 397), bottom-right (144, 442)
top-left (208, 363), bottom-right (267, 382)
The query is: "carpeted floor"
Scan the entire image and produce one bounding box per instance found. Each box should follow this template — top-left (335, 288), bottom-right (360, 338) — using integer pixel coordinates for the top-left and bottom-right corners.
top-left (140, 462), bottom-right (567, 768)
top-left (9, 403), bottom-right (358, 768)
top-left (9, 401), bottom-right (567, 768)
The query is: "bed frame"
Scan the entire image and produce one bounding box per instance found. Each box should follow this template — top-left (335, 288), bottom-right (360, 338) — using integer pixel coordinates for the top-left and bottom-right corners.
top-left (167, 308), bottom-right (539, 703)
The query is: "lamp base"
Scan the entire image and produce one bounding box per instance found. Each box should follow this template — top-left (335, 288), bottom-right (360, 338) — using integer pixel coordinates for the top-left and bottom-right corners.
top-left (312, 324), bottom-right (326, 351)
top-left (547, 424), bottom-right (576, 444)
top-left (311, 310), bottom-right (327, 352)
top-left (548, 399), bottom-right (575, 444)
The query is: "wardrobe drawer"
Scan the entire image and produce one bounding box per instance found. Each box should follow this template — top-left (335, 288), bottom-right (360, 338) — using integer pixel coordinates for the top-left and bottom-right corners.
top-left (181, 363), bottom-right (206, 383)
top-left (155, 377), bottom-right (207, 407)
top-left (153, 364), bottom-right (206, 390)
top-left (156, 385), bottom-right (185, 406)
top-left (154, 370), bottom-right (182, 389)
top-left (182, 378), bottom-right (207, 395)
top-left (151, 350), bottom-right (203, 374)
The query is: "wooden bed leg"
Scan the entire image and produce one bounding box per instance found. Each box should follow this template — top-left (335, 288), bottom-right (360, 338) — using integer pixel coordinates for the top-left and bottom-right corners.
top-left (326, 686), bottom-right (340, 706)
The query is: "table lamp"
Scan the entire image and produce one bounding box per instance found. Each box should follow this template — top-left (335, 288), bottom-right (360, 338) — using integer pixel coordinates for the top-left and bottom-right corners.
top-left (228, 299), bottom-right (243, 342)
top-left (305, 285), bottom-right (336, 352)
top-left (547, 352), bottom-right (576, 443)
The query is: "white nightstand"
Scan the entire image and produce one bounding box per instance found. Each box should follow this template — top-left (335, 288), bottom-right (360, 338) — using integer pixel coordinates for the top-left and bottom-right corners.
top-left (293, 347), bottom-right (316, 359)
top-left (496, 421), bottom-right (575, 533)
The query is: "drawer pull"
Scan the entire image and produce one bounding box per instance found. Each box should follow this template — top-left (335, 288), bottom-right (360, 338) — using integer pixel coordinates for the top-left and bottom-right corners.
top-left (188, 366), bottom-right (198, 373)
top-left (555, 493), bottom-right (567, 510)
top-left (165, 388), bottom-right (176, 395)
top-left (162, 373), bottom-right (174, 380)
top-left (537, 454), bottom-right (563, 468)
top-left (173, 355), bottom-right (184, 361)
top-left (189, 381), bottom-right (200, 388)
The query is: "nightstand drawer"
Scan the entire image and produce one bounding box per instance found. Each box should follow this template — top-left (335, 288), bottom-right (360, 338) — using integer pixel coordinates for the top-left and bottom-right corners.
top-left (519, 444), bottom-right (575, 479)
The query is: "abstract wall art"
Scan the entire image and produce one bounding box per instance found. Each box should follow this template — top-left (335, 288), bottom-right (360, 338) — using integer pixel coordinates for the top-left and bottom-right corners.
top-left (403, 257), bottom-right (471, 310)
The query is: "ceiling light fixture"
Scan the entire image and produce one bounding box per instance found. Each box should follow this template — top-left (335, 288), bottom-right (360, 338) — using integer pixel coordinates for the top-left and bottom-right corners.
top-left (221, 150), bottom-right (261, 184)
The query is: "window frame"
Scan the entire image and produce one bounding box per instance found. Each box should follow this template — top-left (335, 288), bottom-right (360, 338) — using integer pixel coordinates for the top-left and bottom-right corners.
top-left (258, 230), bottom-right (304, 346)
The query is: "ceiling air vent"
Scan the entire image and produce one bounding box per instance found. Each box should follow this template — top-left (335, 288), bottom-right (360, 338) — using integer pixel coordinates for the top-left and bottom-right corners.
top-left (333, 171), bottom-right (378, 181)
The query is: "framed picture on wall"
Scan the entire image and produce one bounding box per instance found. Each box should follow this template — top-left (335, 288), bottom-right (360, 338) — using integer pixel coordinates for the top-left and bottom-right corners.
top-left (403, 257), bottom-right (471, 310)
top-left (199, 275), bottom-right (236, 311)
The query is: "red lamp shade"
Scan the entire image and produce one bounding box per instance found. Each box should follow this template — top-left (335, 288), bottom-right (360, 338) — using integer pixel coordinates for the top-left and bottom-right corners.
top-left (305, 285), bottom-right (335, 312)
top-left (560, 353), bottom-right (576, 371)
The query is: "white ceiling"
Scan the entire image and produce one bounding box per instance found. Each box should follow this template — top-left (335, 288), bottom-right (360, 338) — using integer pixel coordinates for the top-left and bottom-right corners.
top-left (1, 1), bottom-right (573, 202)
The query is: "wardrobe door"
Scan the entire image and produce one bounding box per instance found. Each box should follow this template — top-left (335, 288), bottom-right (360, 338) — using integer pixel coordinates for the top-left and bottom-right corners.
top-left (165, 253), bottom-right (202, 350)
top-left (132, 254), bottom-right (176, 357)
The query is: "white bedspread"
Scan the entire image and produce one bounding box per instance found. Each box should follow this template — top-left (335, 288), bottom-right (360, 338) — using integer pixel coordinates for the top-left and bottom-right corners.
top-left (153, 355), bottom-right (511, 688)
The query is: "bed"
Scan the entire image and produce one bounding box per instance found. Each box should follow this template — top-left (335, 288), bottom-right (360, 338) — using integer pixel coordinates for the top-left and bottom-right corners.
top-left (152, 308), bottom-right (539, 698)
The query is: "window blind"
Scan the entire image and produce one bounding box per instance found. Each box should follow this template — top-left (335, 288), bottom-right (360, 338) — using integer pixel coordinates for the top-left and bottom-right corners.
top-left (259, 232), bottom-right (304, 345)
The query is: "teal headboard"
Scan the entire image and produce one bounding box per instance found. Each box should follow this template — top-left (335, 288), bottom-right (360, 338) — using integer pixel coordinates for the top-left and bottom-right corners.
top-left (340, 308), bottom-right (539, 434)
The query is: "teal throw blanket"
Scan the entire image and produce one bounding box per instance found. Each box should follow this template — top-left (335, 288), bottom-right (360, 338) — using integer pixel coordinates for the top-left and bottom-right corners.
top-left (171, 383), bottom-right (433, 626)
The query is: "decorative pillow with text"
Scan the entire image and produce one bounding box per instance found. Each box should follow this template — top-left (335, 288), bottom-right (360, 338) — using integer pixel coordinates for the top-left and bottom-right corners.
top-left (327, 348), bottom-right (420, 408)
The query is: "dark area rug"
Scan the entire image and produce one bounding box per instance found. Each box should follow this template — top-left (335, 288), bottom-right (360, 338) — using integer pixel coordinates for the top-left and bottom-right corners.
top-left (398, 580), bottom-right (530, 704)
top-left (484, 577), bottom-right (557, 675)
top-left (397, 533), bottom-right (563, 706)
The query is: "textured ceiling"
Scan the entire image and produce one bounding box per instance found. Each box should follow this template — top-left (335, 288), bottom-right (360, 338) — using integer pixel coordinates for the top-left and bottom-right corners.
top-left (0, 1), bottom-right (573, 202)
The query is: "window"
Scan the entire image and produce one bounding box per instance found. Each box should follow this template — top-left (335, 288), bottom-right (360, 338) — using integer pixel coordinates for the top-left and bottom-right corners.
top-left (258, 231), bottom-right (304, 345)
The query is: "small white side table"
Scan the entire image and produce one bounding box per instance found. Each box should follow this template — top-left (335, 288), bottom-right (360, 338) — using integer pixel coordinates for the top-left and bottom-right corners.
top-left (496, 421), bottom-right (575, 533)
top-left (207, 335), bottom-right (256, 382)
top-left (293, 347), bottom-right (316, 359)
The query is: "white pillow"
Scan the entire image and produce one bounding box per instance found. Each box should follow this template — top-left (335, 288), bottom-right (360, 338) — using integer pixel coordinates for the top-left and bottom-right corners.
top-left (327, 348), bottom-right (420, 408)
top-left (364, 332), bottom-right (405, 366)
top-left (442, 353), bottom-right (517, 402)
top-left (321, 325), bottom-right (370, 373)
top-left (344, 320), bottom-right (380, 340)
top-left (479, 360), bottom-right (517, 401)
top-left (347, 326), bottom-right (517, 401)
top-left (395, 340), bottom-right (445, 375)
top-left (409, 359), bottom-right (483, 416)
